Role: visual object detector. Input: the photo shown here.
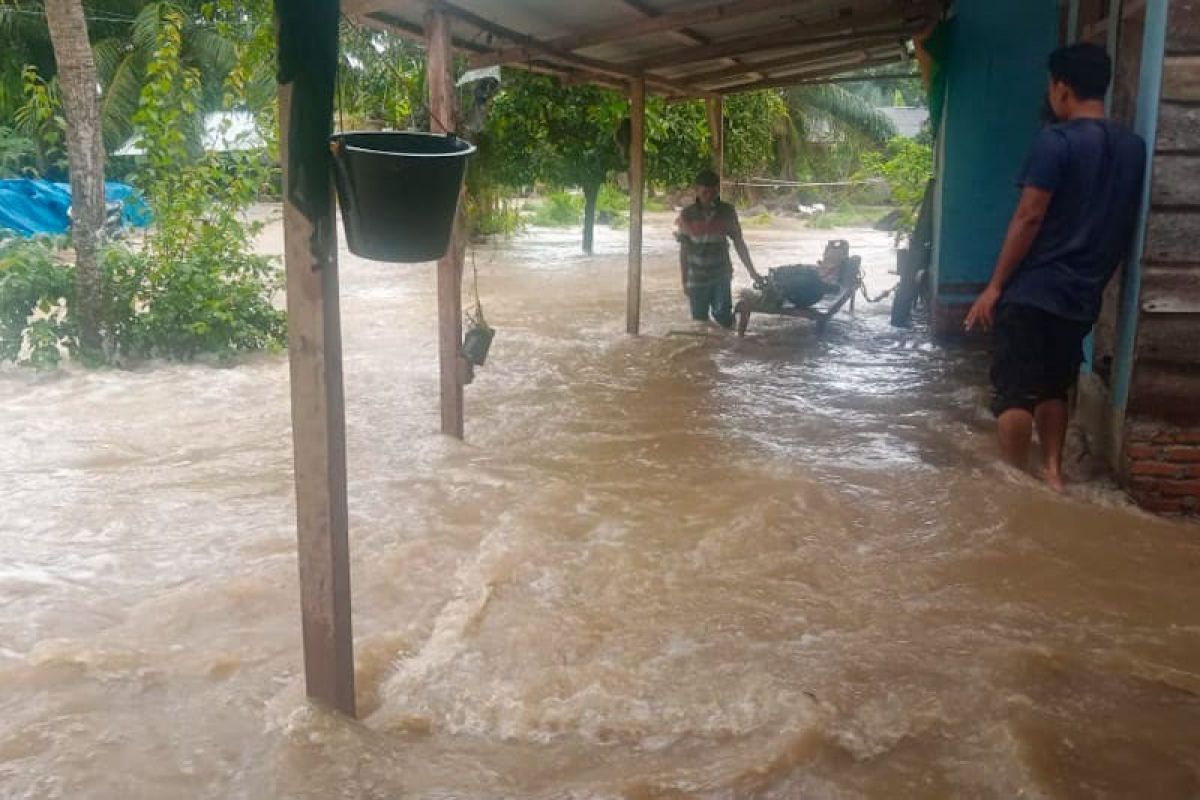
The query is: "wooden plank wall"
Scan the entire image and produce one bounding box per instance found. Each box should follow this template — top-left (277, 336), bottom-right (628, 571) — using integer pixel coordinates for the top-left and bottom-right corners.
top-left (1128, 0), bottom-right (1200, 422)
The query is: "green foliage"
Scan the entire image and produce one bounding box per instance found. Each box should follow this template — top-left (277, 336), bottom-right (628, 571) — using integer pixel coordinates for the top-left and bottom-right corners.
top-left (0, 125), bottom-right (36, 176)
top-left (724, 91), bottom-right (789, 179)
top-left (0, 2), bottom-right (282, 366)
top-left (465, 186), bottom-right (524, 239)
top-left (100, 243), bottom-right (284, 360)
top-left (482, 72), bottom-right (626, 195)
top-left (337, 20), bottom-right (426, 131)
top-left (530, 192), bottom-right (583, 227)
top-left (0, 236), bottom-right (74, 366)
top-left (597, 182), bottom-right (628, 214)
top-left (858, 137), bottom-right (933, 232)
top-left (2, 1), bottom-right (275, 161)
top-left (120, 8), bottom-right (283, 361)
top-left (13, 66), bottom-right (65, 174)
top-left (644, 92), bottom-right (788, 189)
top-left (0, 235), bottom-right (283, 366)
top-left (644, 98), bottom-right (707, 190)
top-left (783, 84), bottom-right (902, 185)
top-left (807, 205), bottom-right (893, 230)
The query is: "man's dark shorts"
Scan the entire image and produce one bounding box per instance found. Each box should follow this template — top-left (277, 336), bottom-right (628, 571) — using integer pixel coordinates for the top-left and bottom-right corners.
top-left (688, 280), bottom-right (734, 328)
top-left (990, 302), bottom-right (1092, 417)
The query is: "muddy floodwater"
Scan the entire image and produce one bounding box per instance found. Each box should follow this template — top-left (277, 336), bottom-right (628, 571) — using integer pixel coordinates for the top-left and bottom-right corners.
top-left (2, 212), bottom-right (1200, 799)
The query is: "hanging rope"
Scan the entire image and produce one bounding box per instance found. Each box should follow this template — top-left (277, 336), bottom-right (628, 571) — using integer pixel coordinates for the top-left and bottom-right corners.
top-left (466, 246), bottom-right (487, 329)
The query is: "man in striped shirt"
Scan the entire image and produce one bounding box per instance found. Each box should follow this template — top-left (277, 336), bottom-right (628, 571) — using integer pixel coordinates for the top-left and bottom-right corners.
top-left (676, 169), bottom-right (762, 328)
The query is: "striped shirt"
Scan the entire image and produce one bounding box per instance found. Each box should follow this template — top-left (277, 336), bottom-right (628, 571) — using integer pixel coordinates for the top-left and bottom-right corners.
top-left (677, 200), bottom-right (742, 288)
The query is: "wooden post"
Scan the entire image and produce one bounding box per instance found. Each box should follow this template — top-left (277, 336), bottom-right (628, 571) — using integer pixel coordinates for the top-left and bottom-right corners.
top-left (626, 76), bottom-right (646, 335)
top-left (427, 8), bottom-right (466, 439)
top-left (706, 95), bottom-right (724, 180)
top-left (279, 82), bottom-right (356, 718)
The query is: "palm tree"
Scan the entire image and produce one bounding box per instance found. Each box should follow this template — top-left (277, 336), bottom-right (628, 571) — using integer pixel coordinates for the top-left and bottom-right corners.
top-left (782, 84), bottom-right (899, 183)
top-left (3, 1), bottom-right (269, 158)
top-left (43, 0), bottom-right (104, 357)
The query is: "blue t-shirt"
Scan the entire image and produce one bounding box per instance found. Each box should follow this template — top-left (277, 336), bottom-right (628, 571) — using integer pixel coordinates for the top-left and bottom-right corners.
top-left (1002, 118), bottom-right (1146, 322)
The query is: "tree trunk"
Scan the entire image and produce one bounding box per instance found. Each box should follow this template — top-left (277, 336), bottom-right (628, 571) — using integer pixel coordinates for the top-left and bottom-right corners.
top-left (582, 181), bottom-right (599, 255)
top-left (44, 0), bottom-right (105, 360)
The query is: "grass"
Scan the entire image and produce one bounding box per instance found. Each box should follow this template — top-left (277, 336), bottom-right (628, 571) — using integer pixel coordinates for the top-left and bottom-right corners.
top-left (807, 205), bottom-right (894, 229)
top-left (743, 212), bottom-right (774, 227)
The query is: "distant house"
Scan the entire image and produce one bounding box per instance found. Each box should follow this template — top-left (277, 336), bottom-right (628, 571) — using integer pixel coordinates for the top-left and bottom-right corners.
top-left (875, 106), bottom-right (930, 138)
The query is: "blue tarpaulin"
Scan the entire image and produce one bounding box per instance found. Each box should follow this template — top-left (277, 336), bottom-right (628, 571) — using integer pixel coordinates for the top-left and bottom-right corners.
top-left (0, 179), bottom-right (152, 236)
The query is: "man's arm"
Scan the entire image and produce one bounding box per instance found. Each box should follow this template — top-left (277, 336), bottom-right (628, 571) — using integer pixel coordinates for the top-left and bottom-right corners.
top-left (679, 238), bottom-right (690, 293)
top-left (731, 235), bottom-right (762, 283)
top-left (964, 186), bottom-right (1053, 331)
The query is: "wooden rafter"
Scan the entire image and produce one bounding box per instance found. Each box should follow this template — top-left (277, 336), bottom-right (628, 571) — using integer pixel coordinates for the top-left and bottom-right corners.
top-left (788, 70), bottom-right (920, 86)
top-left (718, 51), bottom-right (907, 94)
top-left (427, 0), bottom-right (710, 97)
top-left (677, 32), bottom-right (903, 86)
top-left (630, 8), bottom-right (927, 71)
top-left (698, 43), bottom-right (903, 89)
top-left (466, 0), bottom-right (831, 69)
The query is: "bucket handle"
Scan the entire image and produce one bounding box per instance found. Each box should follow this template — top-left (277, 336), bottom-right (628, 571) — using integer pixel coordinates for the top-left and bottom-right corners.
top-left (330, 139), bottom-right (354, 216)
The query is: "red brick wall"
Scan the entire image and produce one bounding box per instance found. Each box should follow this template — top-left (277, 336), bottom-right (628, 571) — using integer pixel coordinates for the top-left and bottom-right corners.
top-left (1125, 419), bottom-right (1200, 515)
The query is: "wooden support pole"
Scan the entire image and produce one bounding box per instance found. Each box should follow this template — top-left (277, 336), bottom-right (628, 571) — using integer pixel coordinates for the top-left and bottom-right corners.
top-left (279, 82), bottom-right (356, 718)
top-left (427, 8), bottom-right (466, 439)
top-left (706, 95), bottom-right (723, 179)
top-left (627, 76), bottom-right (646, 336)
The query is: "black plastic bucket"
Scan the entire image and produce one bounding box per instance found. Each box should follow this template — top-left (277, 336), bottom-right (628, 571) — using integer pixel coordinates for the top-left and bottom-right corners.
top-left (330, 131), bottom-right (475, 262)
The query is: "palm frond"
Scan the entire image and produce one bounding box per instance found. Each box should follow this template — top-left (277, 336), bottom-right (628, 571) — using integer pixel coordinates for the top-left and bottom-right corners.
top-left (186, 27), bottom-right (236, 76)
top-left (131, 2), bottom-right (164, 53)
top-left (98, 45), bottom-right (143, 151)
top-left (788, 84), bottom-right (897, 144)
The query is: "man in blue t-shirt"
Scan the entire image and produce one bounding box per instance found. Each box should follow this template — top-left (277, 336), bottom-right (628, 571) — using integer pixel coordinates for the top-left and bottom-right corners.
top-left (964, 43), bottom-right (1146, 491)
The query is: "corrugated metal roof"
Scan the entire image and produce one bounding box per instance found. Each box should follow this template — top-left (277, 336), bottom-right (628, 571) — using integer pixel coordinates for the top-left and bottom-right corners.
top-left (343, 0), bottom-right (940, 97)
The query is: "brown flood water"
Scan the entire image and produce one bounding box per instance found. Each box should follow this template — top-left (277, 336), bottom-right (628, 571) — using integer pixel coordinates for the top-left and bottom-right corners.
top-left (2, 211), bottom-right (1199, 799)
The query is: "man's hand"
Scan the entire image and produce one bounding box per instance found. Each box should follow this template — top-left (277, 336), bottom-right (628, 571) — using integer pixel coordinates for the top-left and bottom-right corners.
top-left (964, 285), bottom-right (1002, 332)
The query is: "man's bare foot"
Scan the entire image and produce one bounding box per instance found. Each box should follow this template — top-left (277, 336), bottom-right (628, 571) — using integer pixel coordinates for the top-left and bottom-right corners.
top-left (1042, 468), bottom-right (1066, 493)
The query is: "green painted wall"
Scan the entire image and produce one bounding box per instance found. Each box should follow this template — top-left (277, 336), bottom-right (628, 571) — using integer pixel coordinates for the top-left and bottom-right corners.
top-left (933, 0), bottom-right (1060, 300)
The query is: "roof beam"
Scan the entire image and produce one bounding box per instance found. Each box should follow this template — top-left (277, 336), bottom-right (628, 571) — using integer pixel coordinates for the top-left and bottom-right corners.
top-left (697, 42), bottom-right (903, 89)
top-left (420, 0), bottom-right (710, 97)
top-left (718, 52), bottom-right (908, 94)
top-left (789, 70), bottom-right (920, 86)
top-left (613, 0), bottom-right (763, 85)
top-left (467, 0), bottom-right (831, 69)
top-left (614, 0), bottom-right (709, 47)
top-left (362, 10), bottom-right (490, 54)
top-left (632, 8), bottom-right (928, 71)
top-left (679, 32), bottom-right (903, 86)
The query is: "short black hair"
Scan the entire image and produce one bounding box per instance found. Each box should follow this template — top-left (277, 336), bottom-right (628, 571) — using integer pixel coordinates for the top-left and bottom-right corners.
top-left (694, 168), bottom-right (720, 187)
top-left (1048, 43), bottom-right (1111, 101)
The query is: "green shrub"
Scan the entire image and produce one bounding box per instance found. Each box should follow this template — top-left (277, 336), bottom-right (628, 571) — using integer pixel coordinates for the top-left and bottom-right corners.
top-left (597, 183), bottom-right (629, 214)
top-left (0, 9), bottom-right (286, 368)
top-left (857, 137), bottom-right (934, 233)
top-left (0, 127), bottom-right (37, 178)
top-left (466, 187), bottom-right (525, 239)
top-left (0, 237), bottom-right (74, 366)
top-left (529, 191), bottom-right (583, 227)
